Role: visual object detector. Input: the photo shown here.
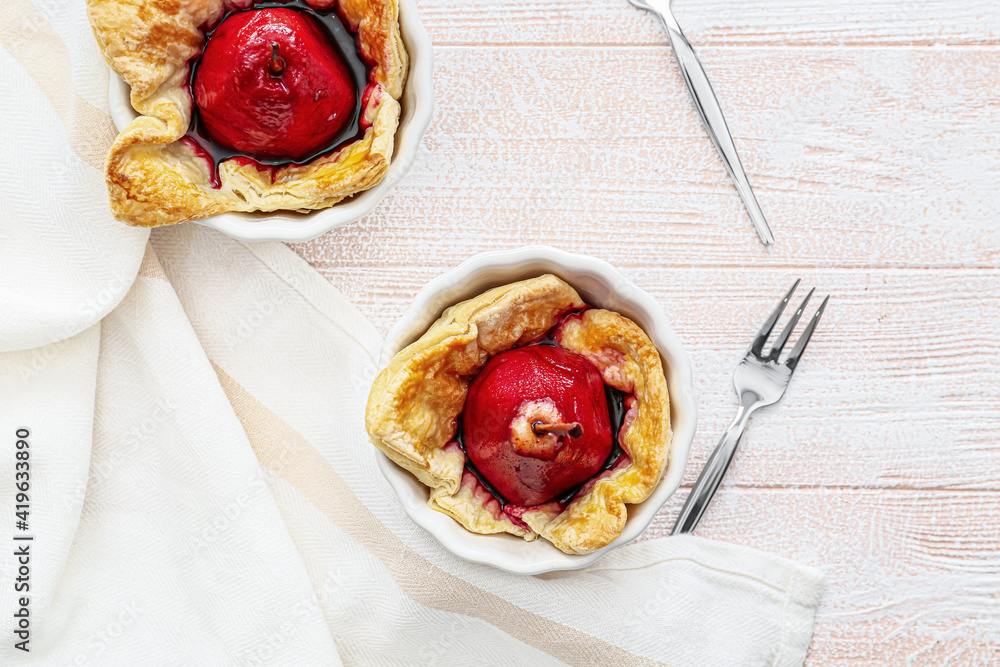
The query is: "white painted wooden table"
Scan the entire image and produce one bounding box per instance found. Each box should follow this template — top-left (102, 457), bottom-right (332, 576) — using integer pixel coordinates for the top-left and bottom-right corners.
top-left (291, 1), bottom-right (1000, 663)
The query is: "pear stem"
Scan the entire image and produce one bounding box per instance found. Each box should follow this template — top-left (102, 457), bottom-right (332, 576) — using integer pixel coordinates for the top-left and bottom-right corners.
top-left (532, 421), bottom-right (583, 439)
top-left (268, 41), bottom-right (285, 76)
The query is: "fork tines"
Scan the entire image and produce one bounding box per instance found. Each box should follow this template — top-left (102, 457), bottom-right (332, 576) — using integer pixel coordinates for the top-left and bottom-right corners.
top-left (752, 280), bottom-right (829, 370)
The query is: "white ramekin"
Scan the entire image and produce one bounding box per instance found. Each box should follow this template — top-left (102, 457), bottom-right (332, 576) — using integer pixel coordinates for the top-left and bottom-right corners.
top-left (376, 247), bottom-right (697, 574)
top-left (107, 0), bottom-right (434, 242)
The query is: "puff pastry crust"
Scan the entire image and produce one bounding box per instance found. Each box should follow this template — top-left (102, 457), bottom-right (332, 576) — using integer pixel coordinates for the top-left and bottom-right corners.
top-left (86, 0), bottom-right (408, 227)
top-left (366, 275), bottom-right (673, 555)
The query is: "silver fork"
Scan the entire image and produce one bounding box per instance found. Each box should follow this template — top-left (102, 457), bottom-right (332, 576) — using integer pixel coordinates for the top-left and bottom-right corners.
top-left (628, 0), bottom-right (776, 246)
top-left (672, 281), bottom-right (829, 534)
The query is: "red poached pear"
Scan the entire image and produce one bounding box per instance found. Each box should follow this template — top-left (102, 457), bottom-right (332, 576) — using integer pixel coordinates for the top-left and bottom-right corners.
top-left (192, 7), bottom-right (356, 161)
top-left (463, 346), bottom-right (613, 507)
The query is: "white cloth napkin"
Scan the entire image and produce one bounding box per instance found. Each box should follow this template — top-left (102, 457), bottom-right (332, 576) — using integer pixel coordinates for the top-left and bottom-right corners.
top-left (0, 1), bottom-right (824, 664)
top-left (0, 0), bottom-right (148, 353)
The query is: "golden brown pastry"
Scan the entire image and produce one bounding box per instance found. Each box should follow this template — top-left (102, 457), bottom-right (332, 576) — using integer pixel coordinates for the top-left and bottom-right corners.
top-left (86, 0), bottom-right (408, 227)
top-left (366, 275), bottom-right (673, 555)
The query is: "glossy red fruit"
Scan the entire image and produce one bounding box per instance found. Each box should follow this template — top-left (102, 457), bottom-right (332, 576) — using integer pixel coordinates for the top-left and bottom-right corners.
top-left (463, 346), bottom-right (612, 507)
top-left (192, 8), bottom-right (356, 161)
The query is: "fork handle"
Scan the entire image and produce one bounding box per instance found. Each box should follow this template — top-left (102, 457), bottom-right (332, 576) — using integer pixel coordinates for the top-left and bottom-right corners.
top-left (650, 7), bottom-right (776, 246)
top-left (672, 393), bottom-right (758, 534)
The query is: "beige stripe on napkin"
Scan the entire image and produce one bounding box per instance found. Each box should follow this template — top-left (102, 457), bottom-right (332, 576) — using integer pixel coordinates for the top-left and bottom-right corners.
top-left (211, 361), bottom-right (665, 667)
top-left (136, 243), bottom-right (168, 281)
top-left (2, 0), bottom-right (116, 168)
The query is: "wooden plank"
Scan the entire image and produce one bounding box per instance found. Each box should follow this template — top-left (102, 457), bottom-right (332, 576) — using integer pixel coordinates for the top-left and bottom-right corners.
top-left (292, 261), bottom-right (1000, 491)
top-left (294, 46), bottom-right (1000, 269)
top-left (643, 488), bottom-right (1000, 665)
top-left (415, 0), bottom-right (1000, 47)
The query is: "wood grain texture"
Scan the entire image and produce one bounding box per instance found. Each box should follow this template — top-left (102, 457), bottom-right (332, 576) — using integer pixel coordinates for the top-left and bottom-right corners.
top-left (297, 46), bottom-right (1000, 269)
top-left (289, 1), bottom-right (1000, 663)
top-left (416, 0), bottom-right (1000, 47)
